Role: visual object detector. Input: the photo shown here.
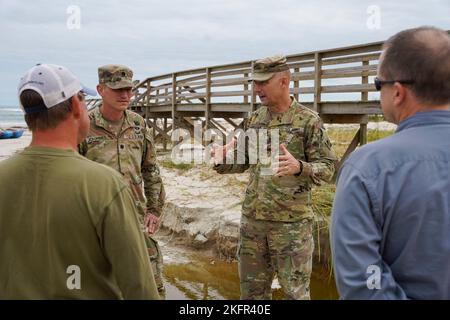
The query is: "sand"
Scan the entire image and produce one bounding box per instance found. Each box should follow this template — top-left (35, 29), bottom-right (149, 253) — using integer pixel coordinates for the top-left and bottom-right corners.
top-left (0, 130), bottom-right (32, 161)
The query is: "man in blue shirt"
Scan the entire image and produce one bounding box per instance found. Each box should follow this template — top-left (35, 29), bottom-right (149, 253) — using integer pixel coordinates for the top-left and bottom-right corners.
top-left (331, 26), bottom-right (450, 299)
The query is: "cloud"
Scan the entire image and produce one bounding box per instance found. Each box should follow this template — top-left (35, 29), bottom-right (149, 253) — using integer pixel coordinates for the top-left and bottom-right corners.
top-left (0, 0), bottom-right (449, 105)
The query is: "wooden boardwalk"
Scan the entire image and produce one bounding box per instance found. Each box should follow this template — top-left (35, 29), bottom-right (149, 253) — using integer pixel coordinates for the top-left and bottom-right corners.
top-left (86, 31), bottom-right (449, 165)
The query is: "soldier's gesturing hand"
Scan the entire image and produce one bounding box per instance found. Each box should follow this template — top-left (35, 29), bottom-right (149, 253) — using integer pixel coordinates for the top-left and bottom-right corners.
top-left (211, 138), bottom-right (236, 165)
top-left (273, 144), bottom-right (302, 177)
top-left (144, 213), bottom-right (160, 235)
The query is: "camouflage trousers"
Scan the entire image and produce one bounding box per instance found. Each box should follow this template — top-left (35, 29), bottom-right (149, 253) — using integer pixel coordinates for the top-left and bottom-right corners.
top-left (145, 235), bottom-right (165, 299)
top-left (238, 214), bottom-right (314, 300)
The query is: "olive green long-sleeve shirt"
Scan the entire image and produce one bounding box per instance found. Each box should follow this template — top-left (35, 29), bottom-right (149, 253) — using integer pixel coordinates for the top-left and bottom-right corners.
top-left (0, 147), bottom-right (159, 299)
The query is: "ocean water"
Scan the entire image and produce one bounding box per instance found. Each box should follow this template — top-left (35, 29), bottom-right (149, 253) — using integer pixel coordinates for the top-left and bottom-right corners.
top-left (0, 105), bottom-right (26, 128)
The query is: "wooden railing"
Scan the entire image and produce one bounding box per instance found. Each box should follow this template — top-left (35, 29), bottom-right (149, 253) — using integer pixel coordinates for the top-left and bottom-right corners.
top-left (86, 30), bottom-right (449, 161)
top-left (130, 39), bottom-right (384, 123)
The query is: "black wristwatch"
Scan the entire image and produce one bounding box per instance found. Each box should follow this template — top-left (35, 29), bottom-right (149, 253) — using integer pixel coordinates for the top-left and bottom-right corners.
top-left (294, 160), bottom-right (303, 176)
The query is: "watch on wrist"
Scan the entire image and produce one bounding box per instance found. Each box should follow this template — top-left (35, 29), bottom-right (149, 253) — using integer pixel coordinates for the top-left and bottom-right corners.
top-left (294, 160), bottom-right (303, 176)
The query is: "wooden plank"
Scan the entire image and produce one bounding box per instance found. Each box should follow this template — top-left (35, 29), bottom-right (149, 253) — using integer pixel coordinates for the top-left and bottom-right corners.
top-left (163, 117), bottom-right (168, 150)
top-left (320, 114), bottom-right (368, 124)
top-left (178, 92), bottom-right (206, 100)
top-left (291, 87), bottom-right (315, 94)
top-left (287, 61), bottom-right (315, 69)
top-left (291, 72), bottom-right (315, 81)
top-left (177, 77), bottom-right (250, 90)
top-left (321, 83), bottom-right (376, 93)
top-left (210, 90), bottom-right (251, 97)
top-left (211, 104), bottom-right (253, 113)
top-left (293, 67), bottom-right (299, 101)
top-left (155, 88), bottom-right (160, 104)
top-left (211, 77), bottom-right (250, 86)
top-left (322, 53), bottom-right (380, 66)
top-left (313, 52), bottom-right (322, 112)
top-left (336, 129), bottom-right (361, 172)
top-left (144, 80), bottom-right (150, 124)
top-left (146, 81), bottom-right (152, 105)
top-left (177, 74), bottom-right (206, 85)
top-left (285, 53), bottom-right (316, 62)
top-left (145, 73), bottom-right (173, 82)
top-left (223, 118), bottom-right (241, 128)
top-left (211, 112), bottom-right (249, 118)
top-left (177, 83), bottom-right (206, 93)
top-left (323, 70), bottom-right (377, 79)
top-left (209, 119), bottom-right (227, 133)
top-left (151, 83), bottom-right (172, 91)
top-left (361, 60), bottom-right (369, 101)
top-left (320, 42), bottom-right (383, 59)
top-left (318, 101), bottom-right (382, 114)
top-left (205, 67), bottom-right (211, 130)
top-left (171, 73), bottom-right (176, 127)
top-left (322, 64), bottom-right (377, 77)
top-left (359, 123), bottom-right (368, 145)
top-left (291, 67), bottom-right (377, 81)
top-left (147, 119), bottom-right (172, 141)
top-left (177, 105), bottom-right (205, 112)
top-left (176, 67), bottom-right (208, 78)
top-left (182, 85), bottom-right (206, 103)
top-left (211, 68), bottom-right (252, 78)
top-left (244, 73), bottom-right (249, 104)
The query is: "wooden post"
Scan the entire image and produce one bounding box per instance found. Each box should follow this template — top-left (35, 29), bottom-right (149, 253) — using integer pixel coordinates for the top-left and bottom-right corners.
top-left (313, 52), bottom-right (322, 112)
top-left (152, 118), bottom-right (156, 138)
top-left (361, 60), bottom-right (369, 101)
top-left (250, 61), bottom-right (256, 113)
top-left (171, 73), bottom-right (177, 136)
top-left (144, 81), bottom-right (150, 125)
top-left (146, 80), bottom-right (151, 105)
top-left (294, 67), bottom-right (299, 101)
top-left (360, 60), bottom-right (369, 145)
top-left (244, 72), bottom-right (249, 104)
top-left (205, 67), bottom-right (211, 130)
top-left (359, 123), bottom-right (368, 145)
top-left (163, 117), bottom-right (168, 151)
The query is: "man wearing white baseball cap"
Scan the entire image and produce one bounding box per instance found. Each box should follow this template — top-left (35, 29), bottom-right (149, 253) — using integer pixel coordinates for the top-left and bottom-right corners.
top-left (0, 64), bottom-right (160, 299)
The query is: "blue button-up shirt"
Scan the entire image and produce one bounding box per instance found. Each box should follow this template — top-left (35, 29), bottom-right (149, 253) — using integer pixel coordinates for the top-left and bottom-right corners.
top-left (331, 110), bottom-right (450, 299)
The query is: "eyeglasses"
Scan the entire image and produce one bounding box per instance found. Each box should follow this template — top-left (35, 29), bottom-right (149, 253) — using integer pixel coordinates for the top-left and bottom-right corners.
top-left (374, 77), bottom-right (414, 91)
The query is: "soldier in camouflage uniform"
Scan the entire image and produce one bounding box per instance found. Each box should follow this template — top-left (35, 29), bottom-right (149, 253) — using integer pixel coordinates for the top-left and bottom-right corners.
top-left (212, 55), bottom-right (336, 300)
top-left (78, 64), bottom-right (166, 298)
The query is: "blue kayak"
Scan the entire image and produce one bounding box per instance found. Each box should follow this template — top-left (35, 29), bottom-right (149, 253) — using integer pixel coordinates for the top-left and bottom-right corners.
top-left (0, 129), bottom-right (24, 139)
top-left (12, 130), bottom-right (24, 138)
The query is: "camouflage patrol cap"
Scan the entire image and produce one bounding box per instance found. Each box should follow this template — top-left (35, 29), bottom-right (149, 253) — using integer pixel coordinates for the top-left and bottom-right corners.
top-left (98, 64), bottom-right (134, 89)
top-left (252, 54), bottom-right (289, 81)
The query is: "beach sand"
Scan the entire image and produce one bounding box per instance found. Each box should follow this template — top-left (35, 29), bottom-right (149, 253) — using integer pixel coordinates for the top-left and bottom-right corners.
top-left (0, 130), bottom-right (32, 161)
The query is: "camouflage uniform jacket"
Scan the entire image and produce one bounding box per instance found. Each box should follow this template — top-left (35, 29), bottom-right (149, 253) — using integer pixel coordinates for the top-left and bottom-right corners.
top-left (214, 98), bottom-right (336, 222)
top-left (79, 107), bottom-right (165, 218)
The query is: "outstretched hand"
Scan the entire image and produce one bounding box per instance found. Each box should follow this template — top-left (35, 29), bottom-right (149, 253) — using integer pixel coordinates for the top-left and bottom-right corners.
top-left (210, 138), bottom-right (236, 165)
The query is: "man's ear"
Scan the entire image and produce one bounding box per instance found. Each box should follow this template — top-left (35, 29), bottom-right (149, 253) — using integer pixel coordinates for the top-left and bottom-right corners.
top-left (96, 84), bottom-right (103, 97)
top-left (280, 75), bottom-right (289, 88)
top-left (70, 95), bottom-right (82, 119)
top-left (393, 82), bottom-right (407, 106)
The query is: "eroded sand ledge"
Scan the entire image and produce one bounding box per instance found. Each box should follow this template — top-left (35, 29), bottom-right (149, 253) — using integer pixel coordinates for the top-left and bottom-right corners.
top-left (157, 161), bottom-right (332, 267)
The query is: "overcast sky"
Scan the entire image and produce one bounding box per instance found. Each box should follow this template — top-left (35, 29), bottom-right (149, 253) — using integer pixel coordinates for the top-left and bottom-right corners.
top-left (0, 0), bottom-right (448, 106)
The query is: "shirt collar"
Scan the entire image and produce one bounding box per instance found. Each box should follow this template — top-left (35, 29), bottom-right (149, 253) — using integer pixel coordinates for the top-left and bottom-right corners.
top-left (396, 110), bottom-right (450, 133)
top-left (92, 107), bottom-right (136, 131)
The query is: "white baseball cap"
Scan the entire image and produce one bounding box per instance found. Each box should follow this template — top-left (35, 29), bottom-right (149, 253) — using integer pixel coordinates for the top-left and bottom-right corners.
top-left (17, 63), bottom-right (96, 114)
